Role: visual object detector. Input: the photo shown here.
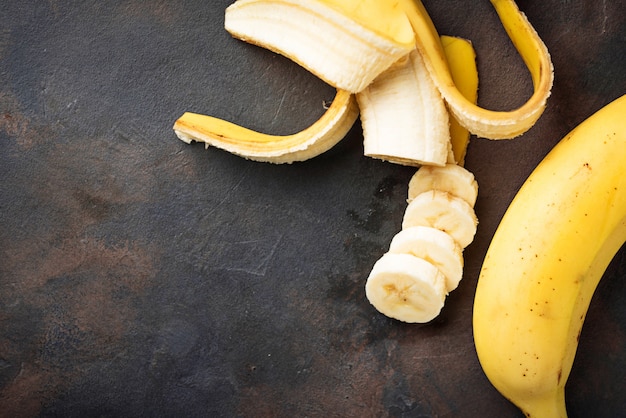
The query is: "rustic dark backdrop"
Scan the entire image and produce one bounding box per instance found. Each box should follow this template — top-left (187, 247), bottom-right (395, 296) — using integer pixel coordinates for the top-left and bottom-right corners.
top-left (1, 1), bottom-right (625, 417)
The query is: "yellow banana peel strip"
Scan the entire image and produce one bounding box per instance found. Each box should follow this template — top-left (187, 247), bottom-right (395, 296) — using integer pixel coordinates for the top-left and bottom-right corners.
top-left (401, 0), bottom-right (554, 139)
top-left (441, 35), bottom-right (478, 166)
top-left (173, 89), bottom-right (358, 164)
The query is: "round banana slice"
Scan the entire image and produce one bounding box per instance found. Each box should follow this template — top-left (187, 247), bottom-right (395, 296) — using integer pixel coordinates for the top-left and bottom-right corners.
top-left (365, 252), bottom-right (447, 323)
top-left (408, 163), bottom-right (478, 207)
top-left (402, 190), bottom-right (477, 248)
top-left (389, 226), bottom-right (464, 292)
top-left (224, 0), bottom-right (415, 93)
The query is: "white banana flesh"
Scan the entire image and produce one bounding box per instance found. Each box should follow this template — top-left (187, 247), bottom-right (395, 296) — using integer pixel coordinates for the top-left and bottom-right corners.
top-left (402, 190), bottom-right (477, 249)
top-left (365, 253), bottom-right (447, 323)
top-left (388, 226), bottom-right (463, 292)
top-left (365, 163), bottom-right (479, 322)
top-left (408, 163), bottom-right (478, 207)
top-left (356, 49), bottom-right (450, 167)
top-left (224, 0), bottom-right (415, 93)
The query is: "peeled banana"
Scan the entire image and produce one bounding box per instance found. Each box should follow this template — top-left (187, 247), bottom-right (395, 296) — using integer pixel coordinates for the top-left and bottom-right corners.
top-left (360, 31), bottom-right (479, 322)
top-left (473, 94), bottom-right (626, 417)
top-left (356, 48), bottom-right (450, 167)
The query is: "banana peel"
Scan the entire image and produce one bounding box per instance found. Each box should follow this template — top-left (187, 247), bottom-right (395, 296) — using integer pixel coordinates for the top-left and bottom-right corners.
top-left (174, 0), bottom-right (552, 163)
top-left (173, 89), bottom-right (358, 164)
top-left (441, 35), bottom-right (478, 165)
top-left (172, 34), bottom-right (478, 165)
top-left (399, 0), bottom-right (554, 140)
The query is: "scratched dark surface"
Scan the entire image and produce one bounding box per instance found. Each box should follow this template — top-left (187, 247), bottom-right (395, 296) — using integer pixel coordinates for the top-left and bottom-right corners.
top-left (1, 1), bottom-right (625, 417)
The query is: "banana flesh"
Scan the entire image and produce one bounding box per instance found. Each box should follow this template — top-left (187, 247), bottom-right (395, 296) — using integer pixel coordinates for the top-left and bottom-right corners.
top-left (399, 0), bottom-right (554, 140)
top-left (389, 226), bottom-right (464, 292)
top-left (365, 253), bottom-right (448, 323)
top-left (408, 163), bottom-right (478, 207)
top-left (224, 0), bottom-right (415, 93)
top-left (365, 163), bottom-right (479, 322)
top-left (357, 48), bottom-right (450, 167)
top-left (473, 94), bottom-right (626, 417)
top-left (359, 33), bottom-right (479, 321)
top-left (403, 190), bottom-right (477, 249)
top-left (354, 34), bottom-right (477, 167)
top-left (173, 89), bottom-right (358, 164)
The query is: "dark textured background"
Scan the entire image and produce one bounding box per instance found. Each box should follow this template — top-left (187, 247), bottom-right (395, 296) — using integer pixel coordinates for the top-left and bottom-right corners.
top-left (1, 1), bottom-right (625, 417)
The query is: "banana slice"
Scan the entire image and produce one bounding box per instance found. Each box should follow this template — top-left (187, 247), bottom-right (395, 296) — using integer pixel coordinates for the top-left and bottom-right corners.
top-left (408, 163), bottom-right (478, 207)
top-left (400, 0), bottom-right (553, 139)
top-left (365, 252), bottom-right (447, 323)
top-left (388, 226), bottom-right (464, 292)
top-left (224, 0), bottom-right (415, 93)
top-left (402, 190), bottom-right (477, 248)
top-left (173, 89), bottom-right (358, 163)
top-left (356, 48), bottom-right (450, 167)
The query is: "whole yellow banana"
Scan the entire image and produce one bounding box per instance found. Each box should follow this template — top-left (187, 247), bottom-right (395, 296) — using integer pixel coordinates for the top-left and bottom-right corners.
top-left (473, 94), bottom-right (626, 417)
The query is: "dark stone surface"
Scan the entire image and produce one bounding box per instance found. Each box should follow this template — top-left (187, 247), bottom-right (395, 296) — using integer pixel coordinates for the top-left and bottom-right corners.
top-left (1, 1), bottom-right (624, 417)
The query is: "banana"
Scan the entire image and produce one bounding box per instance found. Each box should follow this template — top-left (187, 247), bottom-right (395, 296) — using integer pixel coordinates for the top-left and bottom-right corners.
top-left (355, 35), bottom-right (478, 167)
top-left (365, 252), bottom-right (448, 323)
top-left (356, 48), bottom-right (450, 167)
top-left (362, 50), bottom-right (479, 321)
top-left (365, 169), bottom-right (478, 322)
top-left (399, 0), bottom-right (554, 140)
top-left (388, 226), bottom-right (464, 292)
top-left (224, 0), bottom-right (415, 93)
top-left (173, 89), bottom-right (358, 163)
top-left (402, 190), bottom-right (478, 249)
top-left (408, 163), bottom-right (478, 207)
top-left (473, 94), bottom-right (626, 417)
top-left (177, 1), bottom-right (553, 164)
